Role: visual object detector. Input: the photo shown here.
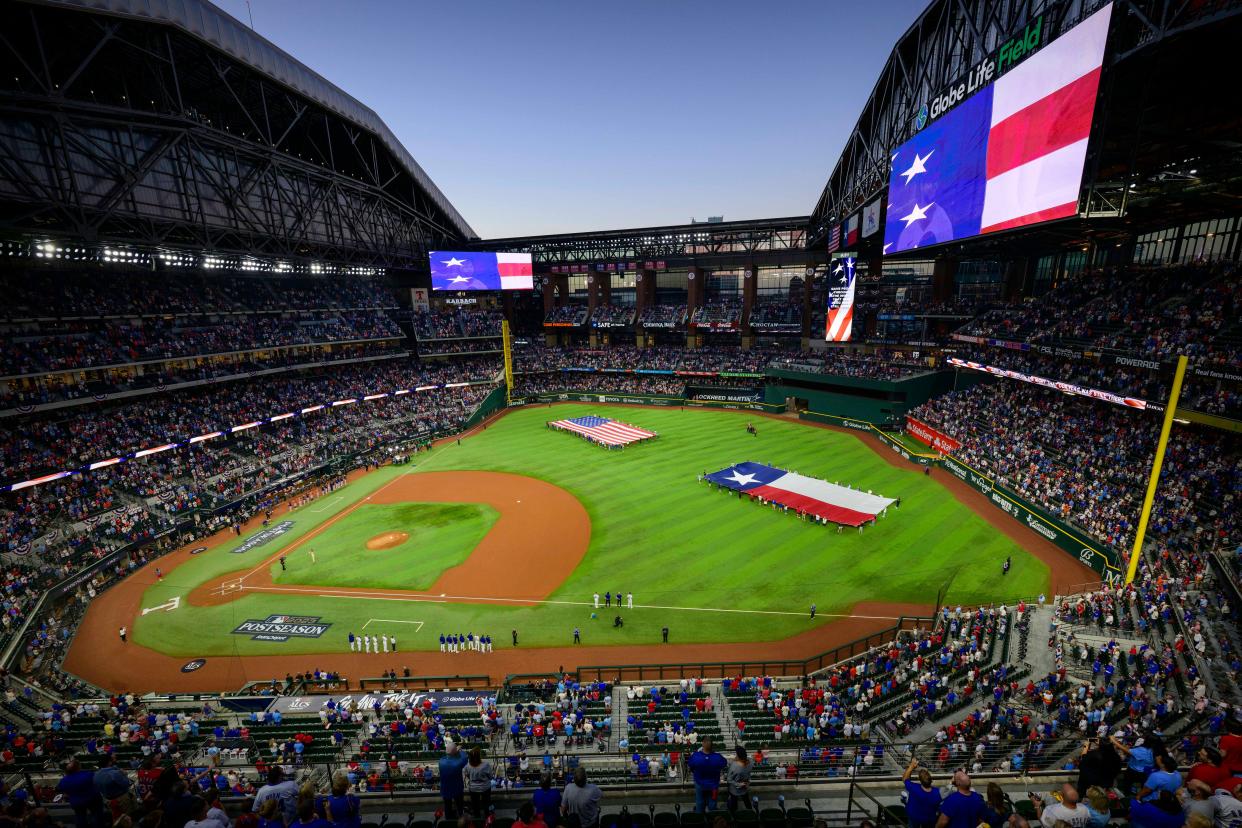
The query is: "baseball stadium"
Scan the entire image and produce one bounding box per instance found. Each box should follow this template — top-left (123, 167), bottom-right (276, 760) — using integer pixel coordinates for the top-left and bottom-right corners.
top-left (0, 0), bottom-right (1239, 825)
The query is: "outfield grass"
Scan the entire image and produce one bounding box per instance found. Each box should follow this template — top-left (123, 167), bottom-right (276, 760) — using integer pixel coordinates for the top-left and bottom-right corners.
top-left (886, 431), bottom-right (938, 455)
top-left (132, 406), bottom-right (1049, 657)
top-left (271, 502), bottom-right (498, 591)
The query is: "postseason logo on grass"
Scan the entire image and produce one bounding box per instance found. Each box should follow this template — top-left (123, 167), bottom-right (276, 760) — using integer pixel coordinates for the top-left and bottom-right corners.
top-left (232, 614), bottom-right (332, 642)
top-left (230, 521), bottom-right (295, 554)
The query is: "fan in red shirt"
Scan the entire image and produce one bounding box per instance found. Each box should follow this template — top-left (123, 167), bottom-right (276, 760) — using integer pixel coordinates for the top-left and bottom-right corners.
top-left (1222, 721), bottom-right (1242, 775)
top-left (1187, 746), bottom-right (1228, 788)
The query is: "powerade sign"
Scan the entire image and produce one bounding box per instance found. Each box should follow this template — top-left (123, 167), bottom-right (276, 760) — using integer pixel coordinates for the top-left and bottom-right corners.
top-left (231, 521), bottom-right (295, 554)
top-left (232, 614), bottom-right (331, 642)
top-left (921, 14), bottom-right (1045, 126)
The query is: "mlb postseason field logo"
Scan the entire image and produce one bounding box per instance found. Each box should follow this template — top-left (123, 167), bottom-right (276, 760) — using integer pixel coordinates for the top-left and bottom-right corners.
top-left (232, 614), bottom-right (332, 643)
top-left (230, 521), bottom-right (295, 554)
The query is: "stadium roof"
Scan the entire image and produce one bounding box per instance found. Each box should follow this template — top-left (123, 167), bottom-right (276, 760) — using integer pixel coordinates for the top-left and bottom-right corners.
top-left (479, 215), bottom-right (814, 268)
top-left (31, 0), bottom-right (476, 241)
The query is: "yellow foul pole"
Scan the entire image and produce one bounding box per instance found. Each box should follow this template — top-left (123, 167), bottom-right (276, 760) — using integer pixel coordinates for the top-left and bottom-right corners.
top-left (1125, 354), bottom-right (1188, 585)
top-left (501, 319), bottom-right (515, 404)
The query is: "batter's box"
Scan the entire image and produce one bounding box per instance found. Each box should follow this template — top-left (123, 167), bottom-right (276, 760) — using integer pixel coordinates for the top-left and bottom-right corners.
top-left (217, 579), bottom-right (245, 595)
top-left (362, 619), bottom-right (424, 631)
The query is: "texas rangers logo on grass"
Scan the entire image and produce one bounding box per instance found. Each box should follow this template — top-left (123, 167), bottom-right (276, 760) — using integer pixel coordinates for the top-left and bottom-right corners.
top-left (232, 614), bottom-right (332, 642)
top-left (230, 520), bottom-right (295, 554)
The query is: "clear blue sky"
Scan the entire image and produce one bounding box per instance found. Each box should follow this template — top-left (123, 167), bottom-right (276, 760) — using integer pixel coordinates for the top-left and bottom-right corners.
top-left (209, 0), bottom-right (928, 239)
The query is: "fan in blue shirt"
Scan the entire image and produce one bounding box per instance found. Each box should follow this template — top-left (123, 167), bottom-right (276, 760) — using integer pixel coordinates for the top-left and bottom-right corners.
top-left (901, 760), bottom-right (942, 828)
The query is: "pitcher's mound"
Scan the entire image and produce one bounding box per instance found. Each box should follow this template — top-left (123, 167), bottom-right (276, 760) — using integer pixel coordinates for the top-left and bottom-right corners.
top-left (365, 531), bottom-right (409, 550)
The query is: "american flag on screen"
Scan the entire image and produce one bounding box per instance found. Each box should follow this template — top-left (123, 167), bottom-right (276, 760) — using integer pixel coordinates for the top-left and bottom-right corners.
top-left (549, 415), bottom-right (656, 448)
top-left (825, 257), bottom-right (856, 342)
top-left (884, 3), bottom-right (1112, 254)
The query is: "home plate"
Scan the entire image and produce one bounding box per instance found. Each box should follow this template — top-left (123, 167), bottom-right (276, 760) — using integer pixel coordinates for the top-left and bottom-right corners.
top-left (440, 593), bottom-right (446, 597)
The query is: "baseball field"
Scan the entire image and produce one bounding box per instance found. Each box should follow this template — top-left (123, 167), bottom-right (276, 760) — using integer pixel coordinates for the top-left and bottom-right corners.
top-left (64, 404), bottom-right (1095, 692)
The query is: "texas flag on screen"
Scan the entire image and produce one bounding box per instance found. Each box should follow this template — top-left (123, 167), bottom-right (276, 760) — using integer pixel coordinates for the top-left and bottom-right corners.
top-left (825, 256), bottom-right (856, 342)
top-left (883, 3), bottom-right (1112, 255)
top-left (430, 251), bottom-right (533, 291)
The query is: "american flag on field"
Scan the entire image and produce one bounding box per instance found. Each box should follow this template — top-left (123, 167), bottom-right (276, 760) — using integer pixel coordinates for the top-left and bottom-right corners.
top-left (548, 415), bottom-right (656, 448)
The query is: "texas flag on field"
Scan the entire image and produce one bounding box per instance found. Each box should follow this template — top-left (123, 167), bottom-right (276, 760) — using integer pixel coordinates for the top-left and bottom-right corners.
top-left (883, 3), bottom-right (1112, 255)
top-left (705, 462), bottom-right (895, 527)
top-left (825, 256), bottom-right (856, 342)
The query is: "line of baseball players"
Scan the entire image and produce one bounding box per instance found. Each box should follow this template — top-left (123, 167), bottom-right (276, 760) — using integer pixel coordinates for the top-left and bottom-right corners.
top-left (593, 591), bottom-right (634, 609)
top-left (439, 632), bottom-right (494, 652)
top-left (347, 632), bottom-right (397, 653)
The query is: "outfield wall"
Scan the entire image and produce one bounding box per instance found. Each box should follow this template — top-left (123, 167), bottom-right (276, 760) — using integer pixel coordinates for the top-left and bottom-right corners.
top-left (514, 390), bottom-right (781, 413)
top-left (764, 369), bottom-right (956, 425)
top-left (463, 386), bottom-right (509, 428)
top-left (797, 408), bottom-right (1118, 582)
top-left (937, 454), bottom-right (1122, 583)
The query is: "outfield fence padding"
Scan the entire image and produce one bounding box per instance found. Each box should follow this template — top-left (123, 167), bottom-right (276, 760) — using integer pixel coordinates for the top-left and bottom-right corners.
top-left (937, 454), bottom-right (1123, 582)
top-left (516, 390), bottom-right (782, 413)
top-left (798, 409), bottom-right (1118, 582)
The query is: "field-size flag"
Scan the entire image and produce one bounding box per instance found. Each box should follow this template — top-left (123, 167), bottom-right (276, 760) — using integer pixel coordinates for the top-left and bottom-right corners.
top-left (705, 462), bottom-right (894, 526)
top-left (548, 415), bottom-right (656, 448)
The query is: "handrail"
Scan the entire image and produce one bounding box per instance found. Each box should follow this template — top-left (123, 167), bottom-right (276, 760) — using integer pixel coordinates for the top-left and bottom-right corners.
top-left (0, 592), bottom-right (49, 671)
top-left (356, 674), bottom-right (492, 691)
top-left (506, 616), bottom-right (934, 687)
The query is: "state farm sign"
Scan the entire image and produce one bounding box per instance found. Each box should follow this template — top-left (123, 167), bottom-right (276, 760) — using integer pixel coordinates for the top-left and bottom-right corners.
top-left (905, 416), bottom-right (962, 454)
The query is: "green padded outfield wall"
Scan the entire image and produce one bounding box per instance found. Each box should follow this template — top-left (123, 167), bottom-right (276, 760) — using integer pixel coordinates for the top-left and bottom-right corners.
top-left (763, 368), bottom-right (959, 425)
